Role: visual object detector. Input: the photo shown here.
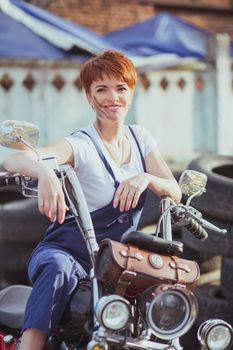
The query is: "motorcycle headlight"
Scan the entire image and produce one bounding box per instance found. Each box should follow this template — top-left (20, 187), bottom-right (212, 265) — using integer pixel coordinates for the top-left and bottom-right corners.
top-left (95, 295), bottom-right (131, 331)
top-left (146, 285), bottom-right (198, 340)
top-left (198, 319), bottom-right (233, 350)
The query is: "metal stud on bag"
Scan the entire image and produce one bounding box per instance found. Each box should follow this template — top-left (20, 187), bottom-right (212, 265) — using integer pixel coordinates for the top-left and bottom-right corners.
top-left (149, 254), bottom-right (164, 269)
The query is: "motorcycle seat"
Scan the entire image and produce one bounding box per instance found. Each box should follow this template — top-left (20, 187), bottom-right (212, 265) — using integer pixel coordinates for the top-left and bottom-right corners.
top-left (0, 284), bottom-right (32, 329)
top-left (121, 231), bottom-right (183, 256)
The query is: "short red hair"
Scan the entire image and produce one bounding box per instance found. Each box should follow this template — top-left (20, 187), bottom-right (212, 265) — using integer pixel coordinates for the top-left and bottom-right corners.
top-left (80, 50), bottom-right (137, 93)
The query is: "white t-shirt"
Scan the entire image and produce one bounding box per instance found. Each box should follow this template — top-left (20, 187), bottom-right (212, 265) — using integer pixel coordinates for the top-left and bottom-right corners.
top-left (65, 124), bottom-right (157, 212)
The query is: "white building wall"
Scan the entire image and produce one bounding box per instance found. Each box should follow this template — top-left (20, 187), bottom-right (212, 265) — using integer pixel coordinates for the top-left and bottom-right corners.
top-left (216, 34), bottom-right (233, 156)
top-left (0, 62), bottom-right (94, 161)
top-left (0, 60), bottom-right (232, 166)
top-left (135, 71), bottom-right (197, 163)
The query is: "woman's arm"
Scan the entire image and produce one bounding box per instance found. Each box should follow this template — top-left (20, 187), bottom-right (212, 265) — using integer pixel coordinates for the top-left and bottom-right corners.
top-left (144, 147), bottom-right (182, 203)
top-left (113, 147), bottom-right (182, 212)
top-left (3, 139), bottom-right (74, 223)
top-left (3, 138), bottom-right (74, 174)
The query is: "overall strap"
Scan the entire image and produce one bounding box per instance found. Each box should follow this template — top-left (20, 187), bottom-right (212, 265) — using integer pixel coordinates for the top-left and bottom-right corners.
top-left (128, 125), bottom-right (146, 172)
top-left (79, 130), bottom-right (119, 188)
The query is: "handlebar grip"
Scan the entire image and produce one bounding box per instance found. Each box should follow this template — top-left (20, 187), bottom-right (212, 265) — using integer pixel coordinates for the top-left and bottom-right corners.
top-left (185, 217), bottom-right (208, 240)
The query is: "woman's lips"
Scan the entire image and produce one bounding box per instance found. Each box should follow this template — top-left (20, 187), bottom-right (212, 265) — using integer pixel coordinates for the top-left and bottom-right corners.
top-left (104, 105), bottom-right (121, 112)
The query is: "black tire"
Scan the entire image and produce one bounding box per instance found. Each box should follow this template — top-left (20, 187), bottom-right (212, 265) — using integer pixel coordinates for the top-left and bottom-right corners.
top-left (188, 155), bottom-right (233, 222)
top-left (221, 257), bottom-right (233, 302)
top-left (180, 324), bottom-right (200, 350)
top-left (181, 214), bottom-right (233, 257)
top-left (0, 198), bottom-right (50, 243)
top-left (0, 242), bottom-right (35, 271)
top-left (0, 271), bottom-right (30, 289)
top-left (0, 242), bottom-right (35, 288)
top-left (194, 283), bottom-right (233, 326)
top-left (198, 255), bottom-right (221, 274)
top-left (0, 165), bottom-right (24, 203)
top-left (181, 240), bottom-right (216, 262)
top-left (0, 186), bottom-right (25, 204)
top-left (179, 240), bottom-right (220, 273)
top-left (138, 189), bottom-right (161, 229)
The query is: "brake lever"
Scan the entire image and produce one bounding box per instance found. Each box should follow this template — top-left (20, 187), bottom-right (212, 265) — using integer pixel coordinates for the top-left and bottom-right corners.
top-left (199, 217), bottom-right (227, 235)
top-left (173, 206), bottom-right (227, 235)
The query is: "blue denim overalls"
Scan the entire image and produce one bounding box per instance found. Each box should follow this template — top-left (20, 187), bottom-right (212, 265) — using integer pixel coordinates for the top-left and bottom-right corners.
top-left (22, 126), bottom-right (147, 335)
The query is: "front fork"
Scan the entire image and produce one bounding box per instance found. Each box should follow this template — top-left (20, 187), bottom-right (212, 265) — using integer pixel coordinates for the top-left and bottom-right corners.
top-left (161, 197), bottom-right (173, 241)
top-left (90, 267), bottom-right (101, 329)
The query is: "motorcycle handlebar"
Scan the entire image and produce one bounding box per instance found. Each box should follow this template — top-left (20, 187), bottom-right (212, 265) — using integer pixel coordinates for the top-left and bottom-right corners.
top-left (0, 170), bottom-right (63, 188)
top-left (200, 218), bottom-right (227, 235)
top-left (171, 205), bottom-right (228, 240)
top-left (0, 172), bottom-right (21, 187)
top-left (184, 217), bottom-right (208, 240)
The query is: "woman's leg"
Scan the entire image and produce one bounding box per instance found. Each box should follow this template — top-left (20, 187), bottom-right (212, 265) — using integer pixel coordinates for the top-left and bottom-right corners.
top-left (19, 328), bottom-right (47, 350)
top-left (21, 247), bottom-right (86, 348)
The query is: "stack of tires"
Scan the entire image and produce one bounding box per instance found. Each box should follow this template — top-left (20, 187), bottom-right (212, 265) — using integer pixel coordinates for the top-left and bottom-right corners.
top-left (181, 155), bottom-right (233, 329)
top-left (0, 186), bottom-right (49, 288)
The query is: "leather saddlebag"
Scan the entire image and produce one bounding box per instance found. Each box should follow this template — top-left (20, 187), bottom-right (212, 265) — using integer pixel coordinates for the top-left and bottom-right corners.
top-left (95, 239), bottom-right (200, 295)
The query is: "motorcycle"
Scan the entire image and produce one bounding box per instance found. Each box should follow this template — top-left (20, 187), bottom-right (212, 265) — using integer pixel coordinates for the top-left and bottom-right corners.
top-left (0, 119), bottom-right (232, 350)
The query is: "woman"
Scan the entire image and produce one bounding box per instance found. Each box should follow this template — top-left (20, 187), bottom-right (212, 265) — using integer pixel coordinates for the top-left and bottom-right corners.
top-left (3, 50), bottom-right (181, 350)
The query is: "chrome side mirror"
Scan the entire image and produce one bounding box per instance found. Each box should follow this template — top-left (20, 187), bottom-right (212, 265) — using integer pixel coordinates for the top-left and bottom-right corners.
top-left (0, 120), bottom-right (40, 159)
top-left (179, 170), bottom-right (207, 205)
top-left (0, 120), bottom-right (39, 150)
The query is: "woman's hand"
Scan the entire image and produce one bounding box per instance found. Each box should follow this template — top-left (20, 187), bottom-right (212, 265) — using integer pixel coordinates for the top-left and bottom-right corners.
top-left (113, 172), bottom-right (149, 212)
top-left (37, 167), bottom-right (68, 224)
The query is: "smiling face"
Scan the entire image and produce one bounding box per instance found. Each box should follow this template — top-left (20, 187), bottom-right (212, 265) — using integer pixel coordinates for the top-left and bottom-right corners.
top-left (87, 75), bottom-right (134, 123)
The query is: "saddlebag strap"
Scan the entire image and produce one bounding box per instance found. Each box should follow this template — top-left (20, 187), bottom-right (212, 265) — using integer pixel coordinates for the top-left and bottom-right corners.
top-left (169, 255), bottom-right (193, 286)
top-left (115, 245), bottom-right (140, 296)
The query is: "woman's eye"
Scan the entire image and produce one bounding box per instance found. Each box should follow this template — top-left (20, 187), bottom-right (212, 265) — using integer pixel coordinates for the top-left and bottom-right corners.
top-left (96, 88), bottom-right (105, 93)
top-left (118, 87), bottom-right (127, 91)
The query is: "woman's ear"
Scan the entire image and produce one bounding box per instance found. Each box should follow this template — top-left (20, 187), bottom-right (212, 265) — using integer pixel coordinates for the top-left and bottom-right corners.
top-left (86, 93), bottom-right (94, 107)
top-left (87, 94), bottom-right (95, 111)
top-left (86, 93), bottom-right (91, 104)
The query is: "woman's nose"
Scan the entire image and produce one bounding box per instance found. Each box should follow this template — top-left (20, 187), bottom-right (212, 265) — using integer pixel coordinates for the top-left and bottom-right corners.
top-left (106, 90), bottom-right (119, 101)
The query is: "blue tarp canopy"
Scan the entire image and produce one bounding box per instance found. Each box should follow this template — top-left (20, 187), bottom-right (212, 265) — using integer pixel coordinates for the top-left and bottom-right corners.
top-left (105, 13), bottom-right (233, 59)
top-left (0, 0), bottom-right (189, 69)
top-left (1, 0), bottom-right (232, 67)
top-left (0, 11), bottom-right (75, 59)
top-left (0, 0), bottom-right (118, 60)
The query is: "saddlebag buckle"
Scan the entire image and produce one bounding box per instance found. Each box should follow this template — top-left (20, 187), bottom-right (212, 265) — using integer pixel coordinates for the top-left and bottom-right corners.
top-left (115, 270), bottom-right (137, 296)
top-left (118, 270), bottom-right (137, 286)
